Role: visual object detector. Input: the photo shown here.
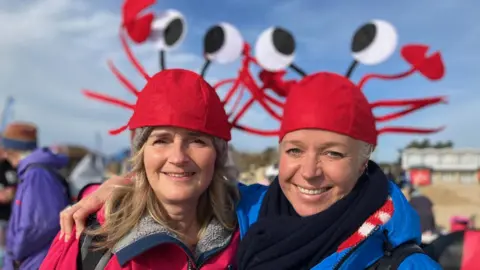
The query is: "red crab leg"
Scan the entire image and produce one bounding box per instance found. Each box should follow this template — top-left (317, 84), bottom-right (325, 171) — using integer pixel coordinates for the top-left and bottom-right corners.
top-left (231, 97), bottom-right (255, 125)
top-left (376, 104), bottom-right (435, 122)
top-left (242, 70), bottom-right (282, 120)
top-left (107, 60), bottom-right (140, 96)
top-left (377, 126), bottom-right (444, 135)
top-left (374, 97), bottom-right (445, 122)
top-left (109, 124), bottom-right (129, 135)
top-left (264, 92), bottom-right (284, 108)
top-left (214, 78), bottom-right (242, 106)
top-left (371, 97), bottom-right (445, 108)
top-left (229, 85), bottom-right (246, 117)
top-left (358, 67), bottom-right (416, 89)
top-left (83, 90), bottom-right (135, 110)
top-left (120, 31), bottom-right (150, 80)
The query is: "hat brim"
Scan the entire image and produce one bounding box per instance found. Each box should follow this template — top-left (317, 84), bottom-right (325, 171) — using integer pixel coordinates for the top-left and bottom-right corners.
top-left (0, 136), bottom-right (37, 151)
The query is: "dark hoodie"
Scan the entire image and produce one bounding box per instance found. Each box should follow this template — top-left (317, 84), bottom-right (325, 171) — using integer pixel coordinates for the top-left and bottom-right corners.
top-left (0, 159), bottom-right (17, 221)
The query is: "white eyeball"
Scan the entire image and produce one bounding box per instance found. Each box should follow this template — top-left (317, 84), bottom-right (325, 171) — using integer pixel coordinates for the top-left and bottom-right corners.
top-left (254, 27), bottom-right (295, 71)
top-left (149, 9), bottom-right (187, 51)
top-left (204, 23), bottom-right (244, 64)
top-left (351, 20), bottom-right (398, 65)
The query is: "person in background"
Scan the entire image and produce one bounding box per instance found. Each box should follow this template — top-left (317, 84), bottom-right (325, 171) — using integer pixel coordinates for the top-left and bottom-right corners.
top-left (225, 149), bottom-right (240, 181)
top-left (0, 122), bottom-right (70, 270)
top-left (386, 171), bottom-right (396, 183)
top-left (401, 182), bottom-right (439, 244)
top-left (0, 152), bottom-right (17, 268)
top-left (258, 163), bottom-right (278, 186)
top-left (67, 152), bottom-right (107, 200)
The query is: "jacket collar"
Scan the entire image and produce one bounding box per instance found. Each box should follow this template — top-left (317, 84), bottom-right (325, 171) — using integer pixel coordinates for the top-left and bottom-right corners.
top-left (113, 215), bottom-right (234, 265)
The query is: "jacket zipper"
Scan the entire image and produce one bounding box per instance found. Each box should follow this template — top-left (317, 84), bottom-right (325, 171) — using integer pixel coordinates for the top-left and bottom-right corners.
top-left (157, 236), bottom-right (197, 269)
top-left (195, 231), bottom-right (234, 269)
top-left (332, 226), bottom-right (380, 270)
top-left (182, 231), bottom-right (234, 270)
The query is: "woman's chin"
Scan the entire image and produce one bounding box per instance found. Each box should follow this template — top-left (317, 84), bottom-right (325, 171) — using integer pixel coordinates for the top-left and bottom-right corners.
top-left (153, 186), bottom-right (202, 204)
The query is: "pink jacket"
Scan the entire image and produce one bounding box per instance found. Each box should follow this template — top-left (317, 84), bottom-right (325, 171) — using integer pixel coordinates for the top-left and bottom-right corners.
top-left (41, 209), bottom-right (239, 270)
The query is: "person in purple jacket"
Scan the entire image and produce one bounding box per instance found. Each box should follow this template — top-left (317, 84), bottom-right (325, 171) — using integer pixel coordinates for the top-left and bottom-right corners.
top-left (0, 122), bottom-right (70, 270)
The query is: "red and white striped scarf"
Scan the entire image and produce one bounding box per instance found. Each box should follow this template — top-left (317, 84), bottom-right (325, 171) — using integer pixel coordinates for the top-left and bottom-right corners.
top-left (338, 196), bottom-right (395, 251)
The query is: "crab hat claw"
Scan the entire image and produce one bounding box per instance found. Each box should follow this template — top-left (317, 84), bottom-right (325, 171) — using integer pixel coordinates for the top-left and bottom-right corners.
top-left (258, 70), bottom-right (293, 97)
top-left (122, 0), bottom-right (156, 43)
top-left (401, 44), bottom-right (445, 80)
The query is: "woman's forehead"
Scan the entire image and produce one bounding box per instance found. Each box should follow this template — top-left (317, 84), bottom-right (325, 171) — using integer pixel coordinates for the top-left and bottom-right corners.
top-left (281, 129), bottom-right (358, 147)
top-left (150, 126), bottom-right (209, 138)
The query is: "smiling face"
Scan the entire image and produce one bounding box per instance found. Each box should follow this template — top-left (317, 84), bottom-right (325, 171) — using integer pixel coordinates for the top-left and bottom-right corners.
top-left (143, 127), bottom-right (217, 206)
top-left (279, 129), bottom-right (370, 217)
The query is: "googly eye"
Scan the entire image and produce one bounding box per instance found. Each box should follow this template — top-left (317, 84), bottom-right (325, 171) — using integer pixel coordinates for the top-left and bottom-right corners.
top-left (351, 20), bottom-right (398, 65)
top-left (149, 9), bottom-right (187, 51)
top-left (254, 27), bottom-right (295, 71)
top-left (203, 23), bottom-right (244, 64)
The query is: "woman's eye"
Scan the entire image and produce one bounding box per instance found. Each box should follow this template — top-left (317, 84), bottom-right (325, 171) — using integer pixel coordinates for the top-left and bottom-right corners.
top-left (153, 139), bottom-right (167, 145)
top-left (286, 148), bottom-right (302, 156)
top-left (192, 139), bottom-right (206, 145)
top-left (325, 151), bottom-right (344, 159)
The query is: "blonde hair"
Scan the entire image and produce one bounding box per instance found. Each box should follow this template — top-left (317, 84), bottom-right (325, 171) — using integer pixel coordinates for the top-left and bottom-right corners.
top-left (89, 129), bottom-right (239, 250)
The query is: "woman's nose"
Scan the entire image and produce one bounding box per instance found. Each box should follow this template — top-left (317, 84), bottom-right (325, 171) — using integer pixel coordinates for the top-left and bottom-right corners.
top-left (300, 154), bottom-right (322, 180)
top-left (168, 143), bottom-right (190, 165)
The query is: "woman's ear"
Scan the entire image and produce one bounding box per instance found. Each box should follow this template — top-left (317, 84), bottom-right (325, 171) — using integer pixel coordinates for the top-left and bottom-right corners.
top-left (360, 160), bottom-right (368, 175)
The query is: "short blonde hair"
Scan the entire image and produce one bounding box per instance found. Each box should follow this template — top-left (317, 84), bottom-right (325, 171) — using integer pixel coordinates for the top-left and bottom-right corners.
top-left (90, 128), bottom-right (239, 250)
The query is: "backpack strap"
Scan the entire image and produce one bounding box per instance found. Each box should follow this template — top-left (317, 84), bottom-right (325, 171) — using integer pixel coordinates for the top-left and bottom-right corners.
top-left (367, 241), bottom-right (425, 270)
top-left (24, 163), bottom-right (72, 200)
top-left (77, 214), bottom-right (113, 270)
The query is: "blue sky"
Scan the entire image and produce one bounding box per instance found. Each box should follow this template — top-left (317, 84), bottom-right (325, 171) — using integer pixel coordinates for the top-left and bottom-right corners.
top-left (0, 0), bottom-right (478, 162)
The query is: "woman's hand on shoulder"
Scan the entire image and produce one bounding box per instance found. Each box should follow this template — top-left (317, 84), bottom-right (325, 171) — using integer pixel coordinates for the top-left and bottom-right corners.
top-left (59, 174), bottom-right (132, 241)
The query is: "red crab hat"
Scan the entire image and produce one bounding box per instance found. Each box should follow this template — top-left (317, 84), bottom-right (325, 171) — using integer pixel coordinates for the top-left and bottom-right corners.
top-left (81, 1), bottom-right (238, 142)
top-left (126, 69), bottom-right (231, 141)
top-left (242, 19), bottom-right (447, 142)
top-left (280, 72), bottom-right (378, 144)
top-left (192, 20), bottom-right (445, 139)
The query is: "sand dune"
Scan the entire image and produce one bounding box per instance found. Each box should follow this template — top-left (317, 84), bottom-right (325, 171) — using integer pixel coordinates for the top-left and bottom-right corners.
top-left (419, 183), bottom-right (480, 229)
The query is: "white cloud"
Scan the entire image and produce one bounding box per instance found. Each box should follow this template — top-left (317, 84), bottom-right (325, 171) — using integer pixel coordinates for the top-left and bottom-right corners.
top-left (0, 0), bottom-right (94, 48)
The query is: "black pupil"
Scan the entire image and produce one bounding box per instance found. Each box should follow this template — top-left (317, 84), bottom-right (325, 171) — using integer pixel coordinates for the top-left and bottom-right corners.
top-left (351, 23), bottom-right (376, 53)
top-left (272, 28), bottom-right (294, 55)
top-left (164, 18), bottom-right (184, 46)
top-left (204, 26), bottom-right (224, 54)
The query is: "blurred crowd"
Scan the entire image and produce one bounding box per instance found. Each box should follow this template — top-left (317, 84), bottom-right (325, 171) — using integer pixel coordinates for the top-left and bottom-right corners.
top-left (0, 122), bottom-right (105, 269)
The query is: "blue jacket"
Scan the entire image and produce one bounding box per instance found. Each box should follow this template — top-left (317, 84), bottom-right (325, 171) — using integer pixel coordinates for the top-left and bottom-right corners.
top-left (4, 148), bottom-right (70, 270)
top-left (235, 180), bottom-right (441, 269)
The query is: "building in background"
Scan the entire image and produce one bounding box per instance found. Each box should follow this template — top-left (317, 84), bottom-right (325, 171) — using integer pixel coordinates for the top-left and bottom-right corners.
top-left (401, 148), bottom-right (480, 185)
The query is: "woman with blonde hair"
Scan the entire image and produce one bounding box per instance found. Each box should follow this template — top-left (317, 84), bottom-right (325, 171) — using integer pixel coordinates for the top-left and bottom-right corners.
top-left (41, 69), bottom-right (240, 269)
